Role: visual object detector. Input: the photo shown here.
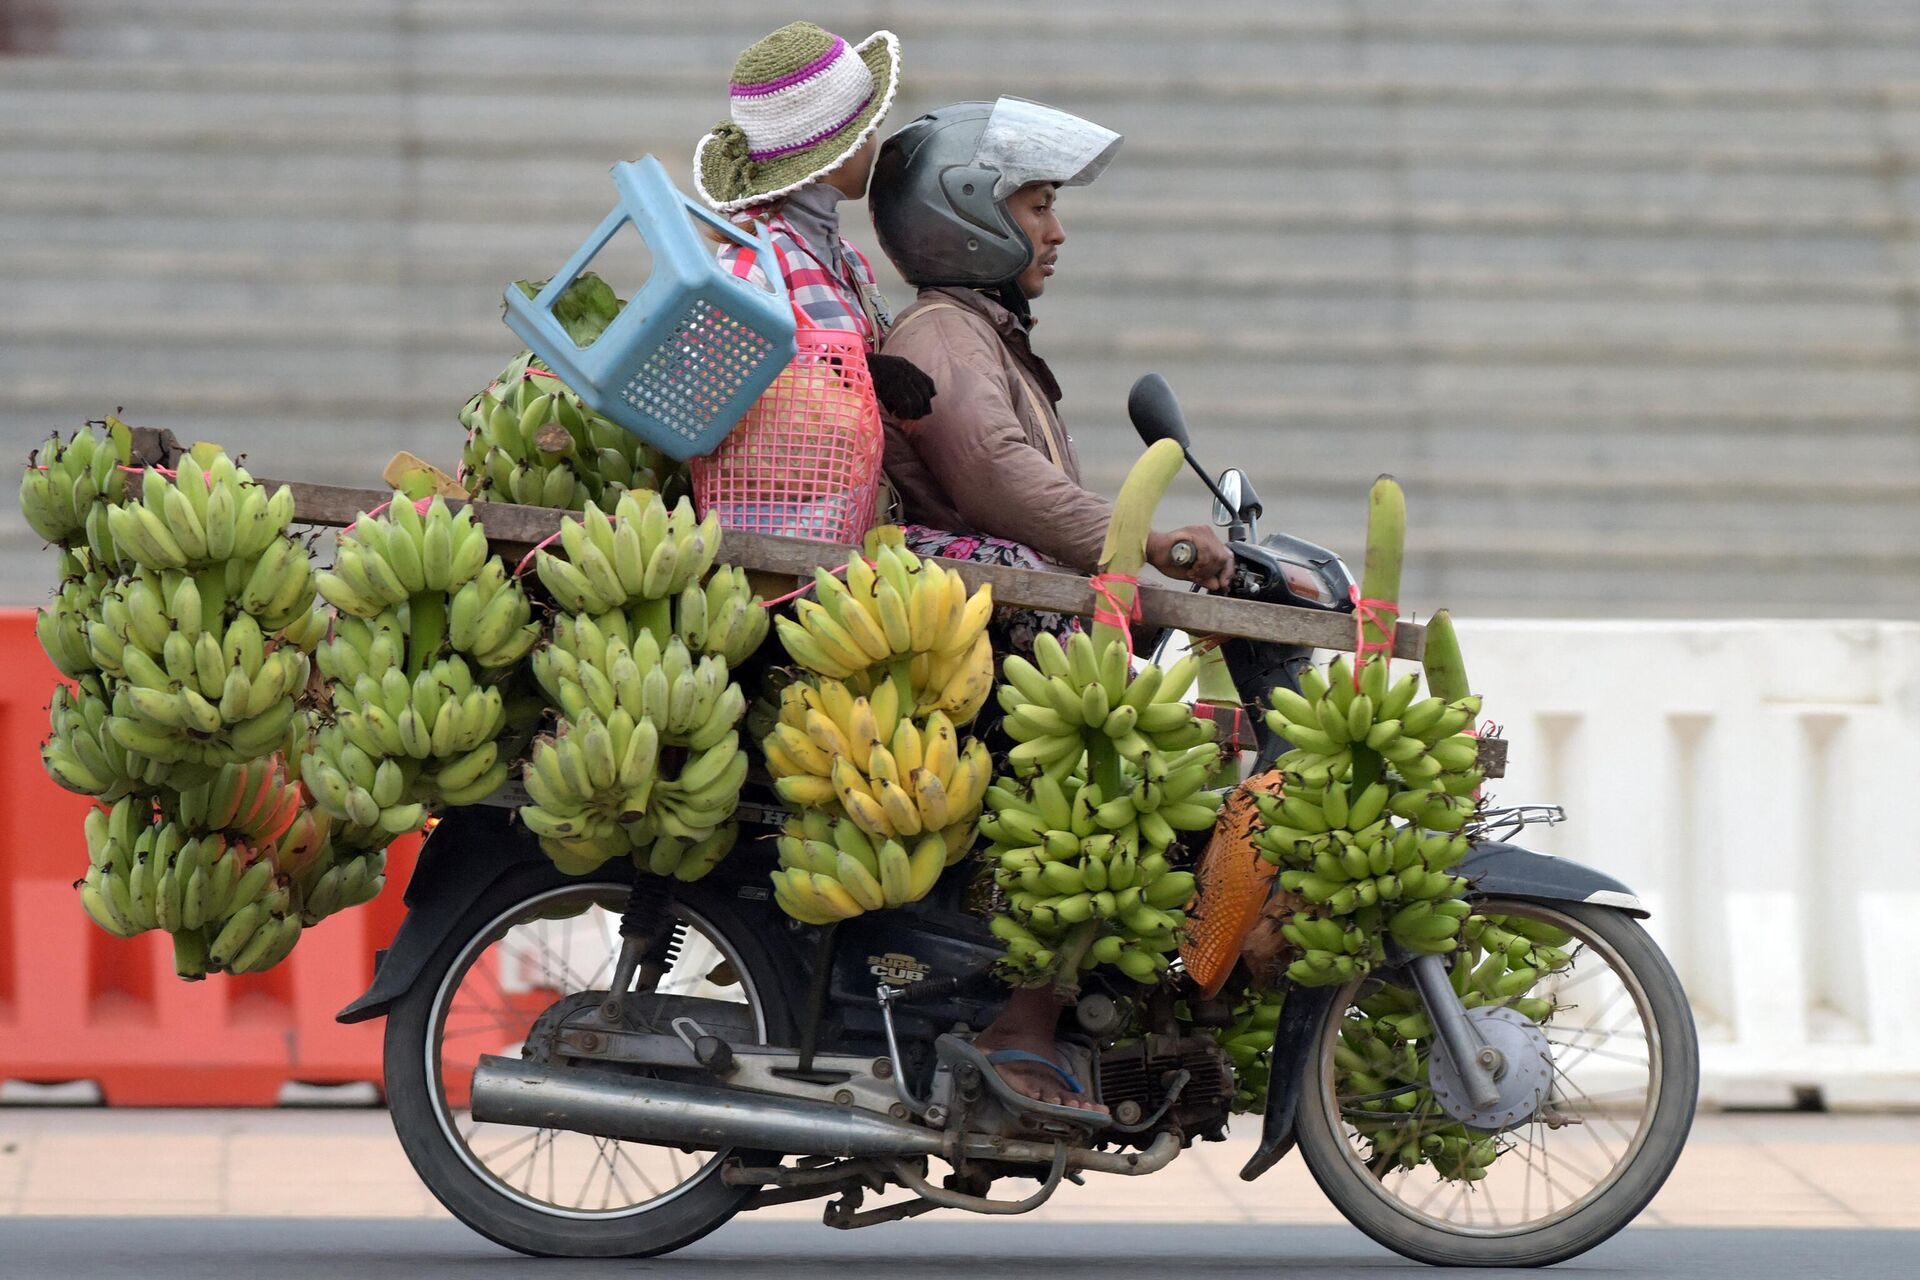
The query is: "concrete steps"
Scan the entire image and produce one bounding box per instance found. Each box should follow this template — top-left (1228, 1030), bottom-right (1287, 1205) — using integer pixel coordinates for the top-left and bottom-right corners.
top-left (3, 0), bottom-right (1918, 616)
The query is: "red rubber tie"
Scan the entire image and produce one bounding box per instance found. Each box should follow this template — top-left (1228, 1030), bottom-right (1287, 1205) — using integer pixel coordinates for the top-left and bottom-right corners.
top-left (1347, 585), bottom-right (1400, 688)
top-left (1089, 572), bottom-right (1142, 659)
top-left (756, 557), bottom-right (865, 610)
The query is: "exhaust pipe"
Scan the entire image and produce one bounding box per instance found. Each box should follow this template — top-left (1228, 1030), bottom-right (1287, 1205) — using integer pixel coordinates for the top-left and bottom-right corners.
top-left (470, 1054), bottom-right (946, 1159)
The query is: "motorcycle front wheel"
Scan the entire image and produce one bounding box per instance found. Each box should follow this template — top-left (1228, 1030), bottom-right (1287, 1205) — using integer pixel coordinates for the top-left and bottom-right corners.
top-left (1295, 897), bottom-right (1698, 1268)
top-left (382, 867), bottom-right (790, 1258)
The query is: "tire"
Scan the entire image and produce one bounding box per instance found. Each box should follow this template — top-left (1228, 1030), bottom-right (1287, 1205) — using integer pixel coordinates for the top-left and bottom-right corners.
top-left (1295, 899), bottom-right (1699, 1268)
top-left (382, 867), bottom-right (792, 1259)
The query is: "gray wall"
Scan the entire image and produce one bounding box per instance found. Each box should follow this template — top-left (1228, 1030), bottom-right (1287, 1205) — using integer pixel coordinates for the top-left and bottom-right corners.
top-left (4, 0), bottom-right (1919, 616)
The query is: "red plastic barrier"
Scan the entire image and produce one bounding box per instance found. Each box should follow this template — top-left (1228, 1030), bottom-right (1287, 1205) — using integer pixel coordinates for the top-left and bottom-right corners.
top-left (0, 610), bottom-right (418, 1105)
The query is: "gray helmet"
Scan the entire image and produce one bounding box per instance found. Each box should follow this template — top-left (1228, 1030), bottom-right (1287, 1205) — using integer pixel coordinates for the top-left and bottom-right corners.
top-left (871, 97), bottom-right (1122, 288)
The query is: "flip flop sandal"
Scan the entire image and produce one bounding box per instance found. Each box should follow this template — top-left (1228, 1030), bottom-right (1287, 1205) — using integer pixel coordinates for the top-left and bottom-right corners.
top-left (936, 1034), bottom-right (1113, 1135)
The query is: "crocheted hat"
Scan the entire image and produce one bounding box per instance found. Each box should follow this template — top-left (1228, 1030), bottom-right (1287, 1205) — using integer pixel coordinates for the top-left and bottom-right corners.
top-left (695, 22), bottom-right (901, 215)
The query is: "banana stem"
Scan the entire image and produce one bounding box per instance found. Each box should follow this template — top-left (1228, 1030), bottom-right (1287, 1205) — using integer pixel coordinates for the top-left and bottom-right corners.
top-left (1422, 609), bottom-right (1471, 701)
top-left (1051, 920), bottom-right (1101, 1002)
top-left (196, 566), bottom-right (229, 634)
top-left (409, 592), bottom-right (447, 679)
top-left (1087, 733), bottom-right (1122, 806)
top-left (1090, 439), bottom-right (1186, 655)
top-left (1359, 475), bottom-right (1406, 662)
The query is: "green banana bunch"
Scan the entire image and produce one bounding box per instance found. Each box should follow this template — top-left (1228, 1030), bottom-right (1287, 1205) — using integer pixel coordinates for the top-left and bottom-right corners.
top-left (166, 755), bottom-right (305, 845)
top-left (459, 336), bottom-right (681, 514)
top-left (315, 494), bottom-right (493, 623)
top-left (977, 630), bottom-right (1225, 990)
top-left (638, 825), bottom-right (738, 884)
top-left (1330, 918), bottom-right (1574, 1180)
top-left (20, 416), bottom-right (133, 548)
top-left (98, 449), bottom-right (300, 586)
top-left (519, 706), bottom-right (745, 872)
top-left (292, 845), bottom-right (387, 927)
top-left (534, 491), bottom-right (721, 614)
top-left (998, 632), bottom-right (1217, 789)
top-left (1264, 655), bottom-right (1485, 802)
top-left (1202, 989), bottom-right (1286, 1113)
top-left (41, 675), bottom-right (191, 797)
top-left (76, 801), bottom-right (303, 979)
top-left (37, 549), bottom-right (109, 678)
top-left (534, 620), bottom-right (744, 751)
top-left (445, 559), bottom-right (542, 670)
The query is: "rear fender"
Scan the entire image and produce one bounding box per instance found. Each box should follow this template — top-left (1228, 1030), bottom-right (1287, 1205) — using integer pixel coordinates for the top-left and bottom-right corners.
top-left (335, 807), bottom-right (545, 1024)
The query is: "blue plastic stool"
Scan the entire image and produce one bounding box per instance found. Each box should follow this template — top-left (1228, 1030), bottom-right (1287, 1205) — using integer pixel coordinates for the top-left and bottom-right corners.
top-left (503, 156), bottom-right (798, 462)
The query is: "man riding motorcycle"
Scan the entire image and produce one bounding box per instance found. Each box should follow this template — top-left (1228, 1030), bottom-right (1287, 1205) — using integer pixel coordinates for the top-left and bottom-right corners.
top-left (867, 99), bottom-right (1235, 1118)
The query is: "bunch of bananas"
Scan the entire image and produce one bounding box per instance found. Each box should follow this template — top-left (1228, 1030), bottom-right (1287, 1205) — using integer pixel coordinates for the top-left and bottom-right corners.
top-left (764, 677), bottom-right (989, 874)
top-left (20, 416), bottom-right (133, 547)
top-left (36, 549), bottom-right (109, 678)
top-left (982, 632), bottom-right (1223, 986)
top-left (30, 442), bottom-right (319, 794)
top-left (774, 543), bottom-right (995, 723)
top-left (1334, 915), bottom-right (1573, 1180)
top-left (75, 755), bottom-right (356, 979)
top-left (1253, 653), bottom-right (1485, 987)
top-left (1203, 990), bottom-right (1287, 1114)
top-left (42, 675), bottom-right (183, 797)
top-left (770, 810), bottom-right (952, 923)
top-left (309, 495), bottom-right (538, 833)
top-left (521, 707), bottom-right (746, 869)
top-left (534, 491), bottom-right (720, 615)
top-left (97, 451), bottom-right (301, 582)
top-left (1266, 657), bottom-right (1484, 800)
top-left (460, 344), bottom-right (677, 513)
top-left (517, 494), bottom-right (756, 877)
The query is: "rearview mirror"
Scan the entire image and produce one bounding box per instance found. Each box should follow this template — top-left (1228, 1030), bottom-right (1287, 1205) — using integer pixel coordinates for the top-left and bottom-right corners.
top-left (1212, 469), bottom-right (1247, 526)
top-left (1126, 373), bottom-right (1191, 451)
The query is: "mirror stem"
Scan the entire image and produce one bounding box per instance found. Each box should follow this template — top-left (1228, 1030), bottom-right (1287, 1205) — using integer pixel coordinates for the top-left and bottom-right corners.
top-left (1184, 449), bottom-right (1237, 517)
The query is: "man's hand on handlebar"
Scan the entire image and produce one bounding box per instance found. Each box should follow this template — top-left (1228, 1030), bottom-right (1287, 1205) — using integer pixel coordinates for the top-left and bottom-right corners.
top-left (1146, 526), bottom-right (1234, 592)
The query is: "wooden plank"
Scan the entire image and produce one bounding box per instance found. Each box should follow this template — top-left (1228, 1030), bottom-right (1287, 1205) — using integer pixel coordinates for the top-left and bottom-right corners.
top-left (274, 480), bottom-right (1424, 659)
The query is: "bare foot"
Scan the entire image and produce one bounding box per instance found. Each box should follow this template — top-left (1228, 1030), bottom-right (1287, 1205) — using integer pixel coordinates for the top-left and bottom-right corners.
top-left (972, 1025), bottom-right (1109, 1115)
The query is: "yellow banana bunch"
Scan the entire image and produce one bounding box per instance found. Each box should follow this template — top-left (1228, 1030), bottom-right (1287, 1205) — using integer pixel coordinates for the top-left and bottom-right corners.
top-left (21, 416), bottom-right (134, 549)
top-left (459, 340), bottom-right (681, 513)
top-left (534, 491), bottom-right (721, 614)
top-left (763, 676), bottom-right (989, 852)
top-left (774, 540), bottom-right (993, 701)
top-left (769, 809), bottom-right (951, 922)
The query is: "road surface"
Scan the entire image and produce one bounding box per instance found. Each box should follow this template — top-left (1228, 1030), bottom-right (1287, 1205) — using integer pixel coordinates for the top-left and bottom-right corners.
top-left (0, 1218), bottom-right (1910, 1278)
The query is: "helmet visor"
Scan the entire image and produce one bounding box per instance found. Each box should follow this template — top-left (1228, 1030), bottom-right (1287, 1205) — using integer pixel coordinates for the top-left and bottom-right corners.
top-left (974, 97), bottom-right (1122, 200)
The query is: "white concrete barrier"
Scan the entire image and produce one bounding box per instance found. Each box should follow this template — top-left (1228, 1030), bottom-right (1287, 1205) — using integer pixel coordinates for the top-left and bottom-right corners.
top-left (1422, 621), bottom-right (1920, 1108)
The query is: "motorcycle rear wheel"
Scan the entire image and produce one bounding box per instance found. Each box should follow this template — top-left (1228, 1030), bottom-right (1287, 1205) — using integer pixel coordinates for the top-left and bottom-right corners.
top-left (383, 868), bottom-right (789, 1258)
top-left (1295, 898), bottom-right (1698, 1268)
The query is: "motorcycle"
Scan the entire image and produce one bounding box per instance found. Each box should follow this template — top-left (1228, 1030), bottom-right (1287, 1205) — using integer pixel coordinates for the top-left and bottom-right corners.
top-left (337, 378), bottom-right (1698, 1268)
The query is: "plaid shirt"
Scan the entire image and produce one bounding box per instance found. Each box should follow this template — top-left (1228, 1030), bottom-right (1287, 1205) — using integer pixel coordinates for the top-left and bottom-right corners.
top-left (718, 216), bottom-right (890, 347)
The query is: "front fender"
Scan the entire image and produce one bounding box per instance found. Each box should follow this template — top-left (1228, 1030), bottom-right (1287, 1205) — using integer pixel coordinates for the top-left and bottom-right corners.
top-left (1458, 841), bottom-right (1648, 917)
top-left (335, 806), bottom-right (545, 1024)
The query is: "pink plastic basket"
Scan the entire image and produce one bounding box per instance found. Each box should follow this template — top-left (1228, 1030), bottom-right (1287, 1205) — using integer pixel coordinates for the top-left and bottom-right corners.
top-left (692, 328), bottom-right (883, 544)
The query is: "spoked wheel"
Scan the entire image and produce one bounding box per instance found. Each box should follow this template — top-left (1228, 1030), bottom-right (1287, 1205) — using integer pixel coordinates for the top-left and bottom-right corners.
top-left (1296, 898), bottom-right (1698, 1267)
top-left (383, 872), bottom-right (787, 1258)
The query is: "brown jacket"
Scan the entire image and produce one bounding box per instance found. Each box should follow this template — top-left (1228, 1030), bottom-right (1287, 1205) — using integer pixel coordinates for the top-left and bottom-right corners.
top-left (879, 286), bottom-right (1112, 571)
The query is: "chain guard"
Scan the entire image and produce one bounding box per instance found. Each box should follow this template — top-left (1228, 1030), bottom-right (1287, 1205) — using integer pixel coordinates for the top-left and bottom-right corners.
top-left (522, 990), bottom-right (758, 1071)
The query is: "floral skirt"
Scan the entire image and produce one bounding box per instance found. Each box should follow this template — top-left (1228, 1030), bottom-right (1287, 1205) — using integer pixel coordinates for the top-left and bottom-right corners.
top-left (900, 526), bottom-right (1081, 658)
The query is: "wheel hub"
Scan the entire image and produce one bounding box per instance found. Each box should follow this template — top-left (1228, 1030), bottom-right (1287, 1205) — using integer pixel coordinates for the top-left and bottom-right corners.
top-left (1426, 1006), bottom-right (1552, 1132)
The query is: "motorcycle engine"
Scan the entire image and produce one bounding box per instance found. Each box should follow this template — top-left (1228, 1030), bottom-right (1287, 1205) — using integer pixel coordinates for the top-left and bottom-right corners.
top-left (1097, 1033), bottom-right (1235, 1145)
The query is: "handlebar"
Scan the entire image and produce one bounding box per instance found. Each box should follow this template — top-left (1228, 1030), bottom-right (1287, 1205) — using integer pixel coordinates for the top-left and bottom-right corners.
top-left (1168, 538), bottom-right (1197, 569)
